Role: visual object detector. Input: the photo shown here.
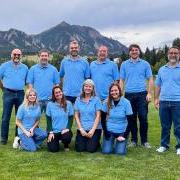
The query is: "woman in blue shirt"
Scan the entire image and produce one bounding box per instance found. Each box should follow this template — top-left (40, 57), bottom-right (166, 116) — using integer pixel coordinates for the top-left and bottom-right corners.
top-left (16, 88), bottom-right (47, 152)
top-left (46, 85), bottom-right (74, 152)
top-left (102, 82), bottom-right (133, 155)
top-left (74, 79), bottom-right (102, 153)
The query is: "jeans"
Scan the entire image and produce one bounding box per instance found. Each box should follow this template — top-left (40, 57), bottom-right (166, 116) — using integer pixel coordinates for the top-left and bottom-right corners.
top-left (159, 101), bottom-right (180, 149)
top-left (39, 100), bottom-right (49, 113)
top-left (1, 88), bottom-right (24, 142)
top-left (125, 91), bottom-right (148, 144)
top-left (19, 128), bottom-right (47, 152)
top-left (47, 131), bottom-right (73, 152)
top-left (75, 129), bottom-right (102, 153)
top-left (102, 133), bottom-right (127, 155)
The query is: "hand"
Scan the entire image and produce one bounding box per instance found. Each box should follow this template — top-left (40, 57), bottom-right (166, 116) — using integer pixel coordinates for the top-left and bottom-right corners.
top-left (116, 136), bottom-right (125, 141)
top-left (154, 98), bottom-right (159, 109)
top-left (29, 128), bottom-right (34, 136)
top-left (48, 133), bottom-right (54, 142)
top-left (25, 130), bottom-right (31, 137)
top-left (87, 128), bottom-right (95, 138)
top-left (79, 128), bottom-right (88, 137)
top-left (61, 129), bottom-right (69, 135)
top-left (146, 93), bottom-right (152, 102)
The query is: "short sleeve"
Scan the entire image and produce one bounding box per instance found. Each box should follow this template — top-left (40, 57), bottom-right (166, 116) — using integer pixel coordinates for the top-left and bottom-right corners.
top-left (155, 72), bottom-right (162, 87)
top-left (59, 59), bottom-right (65, 78)
top-left (46, 102), bottom-right (51, 116)
top-left (74, 98), bottom-right (80, 112)
top-left (0, 63), bottom-right (5, 79)
top-left (16, 105), bottom-right (24, 120)
top-left (26, 67), bottom-right (34, 84)
top-left (119, 62), bottom-right (126, 80)
top-left (67, 101), bottom-right (74, 116)
top-left (112, 63), bottom-right (119, 81)
top-left (53, 67), bottom-right (60, 84)
top-left (125, 100), bottom-right (133, 115)
top-left (84, 60), bottom-right (90, 79)
top-left (37, 106), bottom-right (41, 119)
top-left (145, 62), bottom-right (153, 79)
top-left (95, 97), bottom-right (102, 111)
top-left (102, 101), bottom-right (108, 113)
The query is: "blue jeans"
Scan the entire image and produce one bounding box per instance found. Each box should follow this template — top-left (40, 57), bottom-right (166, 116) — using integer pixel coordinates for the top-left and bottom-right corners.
top-left (125, 91), bottom-right (148, 144)
top-left (1, 88), bottom-right (24, 142)
top-left (102, 133), bottom-right (127, 155)
top-left (159, 101), bottom-right (180, 149)
top-left (19, 128), bottom-right (47, 152)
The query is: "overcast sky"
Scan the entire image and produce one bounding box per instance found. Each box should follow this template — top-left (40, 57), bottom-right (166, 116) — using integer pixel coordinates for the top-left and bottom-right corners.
top-left (0, 0), bottom-right (179, 50)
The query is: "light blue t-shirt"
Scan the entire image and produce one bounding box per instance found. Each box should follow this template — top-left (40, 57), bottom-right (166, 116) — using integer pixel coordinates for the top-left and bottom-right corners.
top-left (46, 101), bottom-right (74, 133)
top-left (0, 60), bottom-right (28, 90)
top-left (74, 96), bottom-right (102, 130)
top-left (59, 56), bottom-right (90, 97)
top-left (155, 64), bottom-right (180, 101)
top-left (90, 59), bottom-right (119, 100)
top-left (120, 59), bottom-right (152, 93)
top-left (16, 104), bottom-right (41, 135)
top-left (26, 64), bottom-right (60, 101)
top-left (102, 97), bottom-right (133, 134)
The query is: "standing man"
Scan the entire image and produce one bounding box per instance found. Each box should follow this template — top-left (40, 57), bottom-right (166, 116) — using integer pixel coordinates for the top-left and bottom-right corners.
top-left (27, 49), bottom-right (59, 115)
top-left (0, 49), bottom-right (28, 145)
top-left (90, 45), bottom-right (119, 101)
top-left (120, 44), bottom-right (153, 148)
top-left (155, 46), bottom-right (180, 154)
top-left (59, 40), bottom-right (90, 104)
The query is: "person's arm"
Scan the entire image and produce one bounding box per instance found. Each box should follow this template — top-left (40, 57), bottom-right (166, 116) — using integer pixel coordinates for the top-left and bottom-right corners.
top-left (75, 111), bottom-right (88, 137)
top-left (16, 119), bottom-right (31, 137)
top-left (0, 80), bottom-right (3, 89)
top-left (87, 111), bottom-right (101, 138)
top-left (119, 79), bottom-right (125, 92)
top-left (146, 77), bottom-right (154, 102)
top-left (154, 85), bottom-right (161, 109)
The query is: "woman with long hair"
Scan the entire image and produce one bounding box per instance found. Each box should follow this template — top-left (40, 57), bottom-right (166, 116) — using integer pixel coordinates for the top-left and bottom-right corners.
top-left (102, 82), bottom-right (133, 155)
top-left (46, 85), bottom-right (74, 152)
top-left (74, 79), bottom-right (102, 153)
top-left (16, 88), bottom-right (47, 152)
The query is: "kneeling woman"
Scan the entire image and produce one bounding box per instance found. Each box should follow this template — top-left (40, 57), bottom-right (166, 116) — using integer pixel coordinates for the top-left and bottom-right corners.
top-left (74, 79), bottom-right (102, 153)
top-left (16, 88), bottom-right (47, 152)
top-left (102, 82), bottom-right (133, 155)
top-left (46, 85), bottom-right (74, 152)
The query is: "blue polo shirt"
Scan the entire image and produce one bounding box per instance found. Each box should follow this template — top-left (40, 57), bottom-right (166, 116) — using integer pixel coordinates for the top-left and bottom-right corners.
top-left (90, 59), bottom-right (119, 100)
top-left (0, 60), bottom-right (28, 90)
top-left (120, 59), bottom-right (152, 93)
top-left (74, 96), bottom-right (102, 130)
top-left (16, 104), bottom-right (41, 135)
top-left (46, 101), bottom-right (74, 133)
top-left (102, 97), bottom-right (133, 134)
top-left (27, 64), bottom-right (60, 101)
top-left (155, 64), bottom-right (180, 101)
top-left (59, 56), bottom-right (90, 97)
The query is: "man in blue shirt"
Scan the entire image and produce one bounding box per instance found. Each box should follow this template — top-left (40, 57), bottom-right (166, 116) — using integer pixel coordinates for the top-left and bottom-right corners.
top-left (27, 49), bottom-right (59, 116)
top-left (90, 45), bottom-right (119, 101)
top-left (155, 46), bottom-right (180, 155)
top-left (0, 49), bottom-right (28, 145)
top-left (59, 40), bottom-right (90, 104)
top-left (120, 44), bottom-right (153, 148)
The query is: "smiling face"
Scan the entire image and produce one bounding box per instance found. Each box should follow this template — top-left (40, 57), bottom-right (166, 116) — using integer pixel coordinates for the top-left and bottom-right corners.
top-left (110, 85), bottom-right (120, 100)
top-left (27, 91), bottom-right (37, 103)
top-left (98, 46), bottom-right (108, 61)
top-left (69, 41), bottom-right (79, 58)
top-left (39, 52), bottom-right (49, 66)
top-left (168, 47), bottom-right (180, 64)
top-left (54, 87), bottom-right (63, 101)
top-left (129, 47), bottom-right (140, 60)
top-left (11, 49), bottom-right (22, 64)
top-left (83, 83), bottom-right (94, 96)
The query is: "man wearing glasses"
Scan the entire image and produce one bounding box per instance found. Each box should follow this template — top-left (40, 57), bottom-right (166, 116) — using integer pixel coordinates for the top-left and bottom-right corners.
top-left (0, 49), bottom-right (28, 146)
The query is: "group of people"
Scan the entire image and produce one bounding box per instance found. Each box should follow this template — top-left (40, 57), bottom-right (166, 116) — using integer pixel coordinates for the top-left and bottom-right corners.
top-left (0, 40), bottom-right (180, 155)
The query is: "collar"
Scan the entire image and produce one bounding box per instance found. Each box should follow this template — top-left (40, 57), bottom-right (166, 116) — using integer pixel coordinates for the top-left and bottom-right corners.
top-left (165, 63), bottom-right (180, 68)
top-left (38, 63), bottom-right (49, 68)
top-left (95, 58), bottom-right (109, 64)
top-left (129, 58), bottom-right (141, 63)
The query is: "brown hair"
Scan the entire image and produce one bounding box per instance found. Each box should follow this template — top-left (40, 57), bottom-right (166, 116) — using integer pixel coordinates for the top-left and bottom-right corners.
top-left (52, 85), bottom-right (67, 112)
top-left (38, 49), bottom-right (50, 56)
top-left (107, 82), bottom-right (122, 116)
top-left (128, 44), bottom-right (141, 52)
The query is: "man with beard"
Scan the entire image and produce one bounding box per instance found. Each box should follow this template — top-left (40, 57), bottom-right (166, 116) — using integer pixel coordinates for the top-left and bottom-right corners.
top-left (90, 45), bottom-right (119, 101)
top-left (59, 40), bottom-right (90, 104)
top-left (119, 44), bottom-right (153, 148)
top-left (155, 46), bottom-right (180, 154)
top-left (0, 49), bottom-right (28, 146)
top-left (27, 49), bottom-right (59, 123)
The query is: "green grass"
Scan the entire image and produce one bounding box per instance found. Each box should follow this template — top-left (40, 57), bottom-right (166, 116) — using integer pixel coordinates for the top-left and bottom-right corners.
top-left (0, 92), bottom-right (180, 180)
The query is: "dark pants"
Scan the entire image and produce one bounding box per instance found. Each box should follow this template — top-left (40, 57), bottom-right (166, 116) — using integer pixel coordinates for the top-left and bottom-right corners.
top-left (159, 101), bottom-right (180, 149)
top-left (75, 129), bottom-right (102, 153)
top-left (65, 96), bottom-right (77, 104)
top-left (1, 88), bottom-right (24, 142)
top-left (125, 91), bottom-right (148, 144)
top-left (47, 131), bottom-right (72, 152)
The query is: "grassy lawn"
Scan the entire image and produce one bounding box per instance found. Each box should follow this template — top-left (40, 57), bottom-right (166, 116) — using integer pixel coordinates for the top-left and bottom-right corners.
top-left (0, 91), bottom-right (179, 180)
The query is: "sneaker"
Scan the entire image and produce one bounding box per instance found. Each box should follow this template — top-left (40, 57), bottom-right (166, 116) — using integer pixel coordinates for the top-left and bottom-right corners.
top-left (142, 142), bottom-right (151, 149)
top-left (177, 149), bottom-right (180, 155)
top-left (128, 141), bottom-right (137, 147)
top-left (64, 148), bottom-right (70, 152)
top-left (13, 136), bottom-right (20, 149)
top-left (156, 146), bottom-right (167, 153)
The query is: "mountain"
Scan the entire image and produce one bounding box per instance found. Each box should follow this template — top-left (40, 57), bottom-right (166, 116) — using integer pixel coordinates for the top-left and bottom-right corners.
top-left (0, 21), bottom-right (127, 56)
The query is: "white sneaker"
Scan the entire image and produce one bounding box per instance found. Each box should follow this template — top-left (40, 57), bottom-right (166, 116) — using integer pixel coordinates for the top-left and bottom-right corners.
top-left (177, 149), bottom-right (180, 155)
top-left (156, 146), bottom-right (167, 153)
top-left (13, 136), bottom-right (20, 149)
top-left (142, 142), bottom-right (151, 149)
top-left (128, 141), bottom-right (137, 148)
